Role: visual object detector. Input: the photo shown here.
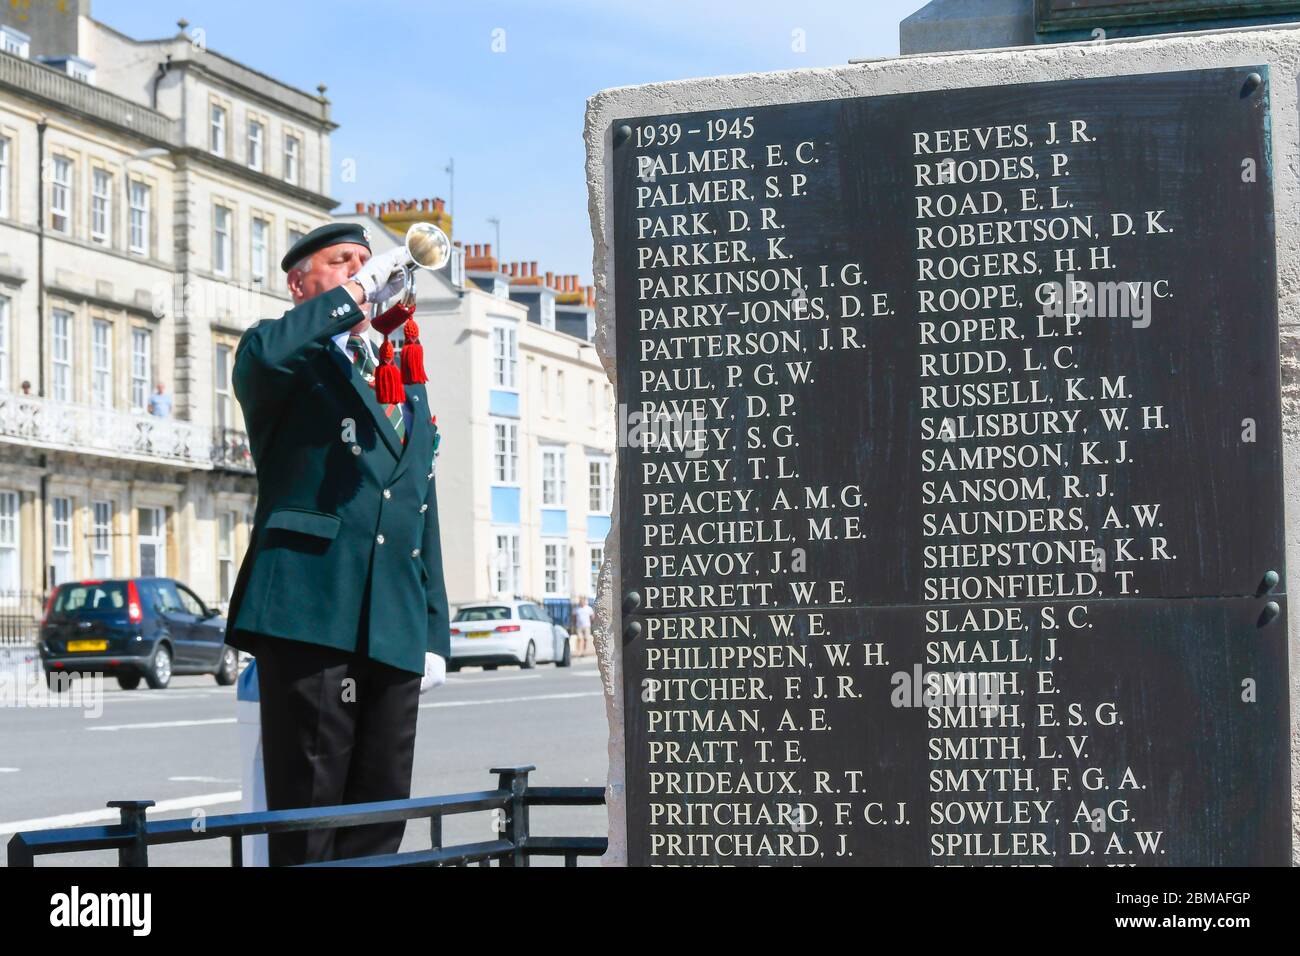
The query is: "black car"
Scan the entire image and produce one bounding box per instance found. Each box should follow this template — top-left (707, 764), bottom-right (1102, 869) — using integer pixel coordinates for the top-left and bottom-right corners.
top-left (40, 578), bottom-right (238, 690)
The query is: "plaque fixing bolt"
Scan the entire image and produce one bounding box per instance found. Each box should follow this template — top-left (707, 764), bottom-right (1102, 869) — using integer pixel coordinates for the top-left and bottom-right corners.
top-left (623, 591), bottom-right (642, 614)
top-left (614, 124), bottom-right (632, 148)
top-left (1259, 601), bottom-right (1281, 627)
top-left (1258, 569), bottom-right (1280, 596)
top-left (624, 620), bottom-right (643, 640)
top-left (1242, 72), bottom-right (1264, 97)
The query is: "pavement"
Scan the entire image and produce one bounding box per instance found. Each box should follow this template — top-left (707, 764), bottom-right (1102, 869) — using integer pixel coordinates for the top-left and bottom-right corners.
top-left (0, 648), bottom-right (610, 866)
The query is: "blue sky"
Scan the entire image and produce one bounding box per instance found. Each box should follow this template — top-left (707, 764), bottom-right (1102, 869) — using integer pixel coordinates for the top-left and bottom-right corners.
top-left (96, 0), bottom-right (922, 284)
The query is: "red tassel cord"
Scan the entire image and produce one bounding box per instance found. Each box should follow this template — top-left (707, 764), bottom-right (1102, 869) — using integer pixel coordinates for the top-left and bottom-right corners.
top-left (401, 319), bottom-right (427, 384)
top-left (374, 338), bottom-right (405, 405)
top-left (370, 301), bottom-right (415, 337)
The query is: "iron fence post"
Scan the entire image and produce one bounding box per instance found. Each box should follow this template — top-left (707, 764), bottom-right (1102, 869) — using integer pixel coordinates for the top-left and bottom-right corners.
top-left (491, 765), bottom-right (534, 867)
top-left (107, 800), bottom-right (154, 867)
top-left (7, 834), bottom-right (34, 867)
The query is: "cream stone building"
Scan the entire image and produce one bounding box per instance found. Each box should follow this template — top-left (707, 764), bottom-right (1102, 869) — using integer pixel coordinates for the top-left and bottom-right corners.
top-left (338, 202), bottom-right (615, 621)
top-left (0, 2), bottom-right (336, 626)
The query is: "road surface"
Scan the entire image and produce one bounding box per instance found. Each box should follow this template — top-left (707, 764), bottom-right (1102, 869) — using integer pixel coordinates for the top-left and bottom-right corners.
top-left (0, 649), bottom-right (609, 866)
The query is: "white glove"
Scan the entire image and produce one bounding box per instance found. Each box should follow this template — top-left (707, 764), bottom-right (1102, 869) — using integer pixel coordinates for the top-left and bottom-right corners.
top-left (420, 652), bottom-right (446, 694)
top-left (350, 246), bottom-right (410, 305)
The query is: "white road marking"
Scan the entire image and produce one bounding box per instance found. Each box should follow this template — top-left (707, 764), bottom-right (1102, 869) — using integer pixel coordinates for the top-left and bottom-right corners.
top-left (0, 767), bottom-right (19, 773)
top-left (88, 717), bottom-right (237, 732)
top-left (99, 691), bottom-right (232, 703)
top-left (444, 674), bottom-right (540, 685)
top-left (420, 691), bottom-right (601, 710)
top-left (0, 791), bottom-right (242, 836)
top-left (169, 775), bottom-right (238, 783)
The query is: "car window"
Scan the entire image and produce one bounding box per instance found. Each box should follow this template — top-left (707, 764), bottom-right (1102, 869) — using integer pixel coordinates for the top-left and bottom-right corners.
top-left (176, 585), bottom-right (206, 617)
top-left (152, 580), bottom-right (183, 613)
top-left (453, 606), bottom-right (510, 622)
top-left (518, 604), bottom-right (538, 621)
top-left (53, 583), bottom-right (126, 616)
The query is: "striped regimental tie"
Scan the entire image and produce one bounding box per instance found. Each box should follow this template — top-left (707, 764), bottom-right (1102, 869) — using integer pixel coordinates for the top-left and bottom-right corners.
top-left (347, 334), bottom-right (406, 444)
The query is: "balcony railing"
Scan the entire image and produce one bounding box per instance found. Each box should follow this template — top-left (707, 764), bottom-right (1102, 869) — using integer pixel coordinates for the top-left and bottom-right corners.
top-left (0, 49), bottom-right (180, 146)
top-left (0, 390), bottom-right (212, 469)
top-left (212, 426), bottom-right (255, 473)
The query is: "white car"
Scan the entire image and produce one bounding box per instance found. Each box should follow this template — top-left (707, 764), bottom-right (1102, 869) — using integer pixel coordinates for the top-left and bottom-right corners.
top-left (449, 601), bottom-right (571, 671)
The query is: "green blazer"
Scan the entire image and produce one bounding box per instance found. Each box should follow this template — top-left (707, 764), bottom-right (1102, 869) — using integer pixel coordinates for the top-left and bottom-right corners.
top-left (225, 284), bottom-right (450, 674)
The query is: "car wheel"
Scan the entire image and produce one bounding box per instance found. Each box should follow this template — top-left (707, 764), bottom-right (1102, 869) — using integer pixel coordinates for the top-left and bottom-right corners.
top-left (448, 661), bottom-right (461, 673)
top-left (116, 674), bottom-right (142, 691)
top-left (484, 664), bottom-right (498, 671)
top-left (145, 644), bottom-right (172, 690)
top-left (556, 638), bottom-right (572, 667)
top-left (214, 647), bottom-right (238, 686)
top-left (521, 641), bottom-right (536, 669)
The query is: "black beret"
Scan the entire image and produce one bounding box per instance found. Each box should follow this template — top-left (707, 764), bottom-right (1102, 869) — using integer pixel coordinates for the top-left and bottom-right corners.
top-left (281, 222), bottom-right (372, 273)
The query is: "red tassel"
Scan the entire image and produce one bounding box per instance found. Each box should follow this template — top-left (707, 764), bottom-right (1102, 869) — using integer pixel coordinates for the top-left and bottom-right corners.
top-left (374, 338), bottom-right (404, 404)
top-left (401, 319), bottom-right (427, 384)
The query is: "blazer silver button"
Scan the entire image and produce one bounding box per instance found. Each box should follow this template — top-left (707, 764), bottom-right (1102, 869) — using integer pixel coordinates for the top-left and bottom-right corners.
top-left (419, 504), bottom-right (428, 513)
top-left (351, 445), bottom-right (361, 456)
top-left (376, 534), bottom-right (385, 544)
top-left (383, 489), bottom-right (392, 499)
top-left (411, 549), bottom-right (420, 558)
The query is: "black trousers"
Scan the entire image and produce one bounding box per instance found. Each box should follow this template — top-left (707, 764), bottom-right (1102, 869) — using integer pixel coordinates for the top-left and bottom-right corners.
top-left (253, 630), bottom-right (421, 866)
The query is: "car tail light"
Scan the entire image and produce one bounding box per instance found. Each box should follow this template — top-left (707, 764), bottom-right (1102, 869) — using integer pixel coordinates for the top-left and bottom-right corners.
top-left (41, 588), bottom-right (58, 626)
top-left (127, 581), bottom-right (143, 624)
top-left (495, 624), bottom-right (521, 633)
top-left (449, 627), bottom-right (461, 635)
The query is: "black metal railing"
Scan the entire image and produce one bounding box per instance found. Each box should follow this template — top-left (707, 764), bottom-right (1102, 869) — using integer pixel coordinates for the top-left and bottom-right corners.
top-left (7, 766), bottom-right (606, 867)
top-left (542, 598), bottom-right (572, 631)
top-left (0, 591), bottom-right (45, 646)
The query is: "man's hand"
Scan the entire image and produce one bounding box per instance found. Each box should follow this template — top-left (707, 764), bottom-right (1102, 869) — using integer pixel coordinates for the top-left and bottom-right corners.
top-left (349, 246), bottom-right (410, 305)
top-left (420, 652), bottom-right (446, 694)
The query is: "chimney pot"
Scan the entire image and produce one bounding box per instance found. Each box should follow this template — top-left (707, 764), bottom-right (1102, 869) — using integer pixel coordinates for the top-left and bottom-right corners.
top-left (484, 243), bottom-right (492, 258)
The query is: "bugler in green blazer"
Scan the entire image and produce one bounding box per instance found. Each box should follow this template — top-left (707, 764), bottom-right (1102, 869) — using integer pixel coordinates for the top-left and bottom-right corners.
top-left (225, 284), bottom-right (450, 674)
